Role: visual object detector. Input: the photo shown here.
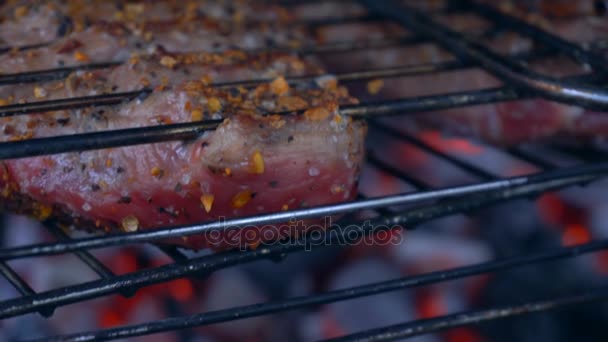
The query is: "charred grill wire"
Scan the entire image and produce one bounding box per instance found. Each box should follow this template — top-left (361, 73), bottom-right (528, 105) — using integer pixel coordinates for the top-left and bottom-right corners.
top-left (1, 0), bottom-right (608, 341)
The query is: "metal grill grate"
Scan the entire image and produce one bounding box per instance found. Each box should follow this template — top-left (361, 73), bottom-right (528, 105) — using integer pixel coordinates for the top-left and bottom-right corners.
top-left (1, 0), bottom-right (608, 341)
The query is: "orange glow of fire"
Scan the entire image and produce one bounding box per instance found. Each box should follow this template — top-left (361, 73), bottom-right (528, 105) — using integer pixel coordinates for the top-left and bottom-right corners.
top-left (415, 288), bottom-right (446, 319)
top-left (100, 308), bottom-right (125, 328)
top-left (96, 248), bottom-right (198, 329)
top-left (419, 131), bottom-right (483, 155)
top-left (537, 193), bottom-right (567, 227)
top-left (561, 224), bottom-right (591, 247)
top-left (107, 249), bottom-right (139, 275)
top-left (394, 141), bottom-right (430, 168)
top-left (322, 310), bottom-right (346, 339)
top-left (445, 327), bottom-right (485, 342)
top-left (466, 274), bottom-right (492, 305)
top-left (168, 278), bottom-right (194, 302)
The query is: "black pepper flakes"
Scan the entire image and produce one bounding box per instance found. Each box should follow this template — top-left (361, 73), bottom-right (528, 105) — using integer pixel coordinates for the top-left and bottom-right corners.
top-left (118, 196), bottom-right (132, 204)
top-left (287, 136), bottom-right (294, 143)
top-left (229, 88), bottom-right (240, 97)
top-left (56, 117), bottom-right (70, 126)
top-left (92, 110), bottom-right (105, 121)
top-left (57, 15), bottom-right (73, 37)
top-left (158, 207), bottom-right (178, 218)
top-left (269, 180), bottom-right (278, 187)
top-left (136, 90), bottom-right (151, 101)
top-left (116, 166), bottom-right (125, 173)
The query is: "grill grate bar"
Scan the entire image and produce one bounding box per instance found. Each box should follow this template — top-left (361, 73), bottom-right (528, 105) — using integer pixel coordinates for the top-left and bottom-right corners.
top-left (505, 147), bottom-right (559, 170)
top-left (0, 89), bottom-right (150, 117)
top-left (0, 119), bottom-right (223, 160)
top-left (0, 62), bottom-right (122, 86)
top-left (323, 286), bottom-right (608, 342)
top-left (0, 42), bottom-right (49, 55)
top-left (361, 0), bottom-right (608, 110)
top-left (155, 245), bottom-right (190, 263)
top-left (43, 223), bottom-right (136, 298)
top-left (31, 237), bottom-right (608, 342)
top-left (0, 261), bottom-right (54, 317)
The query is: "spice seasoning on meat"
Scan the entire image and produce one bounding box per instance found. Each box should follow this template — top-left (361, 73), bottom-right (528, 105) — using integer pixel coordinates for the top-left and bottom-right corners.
top-left (249, 150), bottom-right (265, 174)
top-left (200, 194), bottom-right (214, 213)
top-left (231, 190), bottom-right (253, 209)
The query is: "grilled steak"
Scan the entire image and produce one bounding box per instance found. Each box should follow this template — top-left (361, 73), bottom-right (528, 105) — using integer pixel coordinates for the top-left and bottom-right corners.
top-left (0, 74), bottom-right (365, 249)
top-left (0, 1), bottom-right (368, 249)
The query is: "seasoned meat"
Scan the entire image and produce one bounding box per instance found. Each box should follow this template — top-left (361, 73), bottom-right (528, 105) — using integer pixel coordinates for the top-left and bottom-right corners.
top-left (0, 74), bottom-right (365, 249)
top-left (0, 50), bottom-right (323, 104)
top-left (0, 0), bottom-right (294, 47)
top-left (0, 17), bottom-right (311, 73)
top-left (0, 1), bottom-right (369, 249)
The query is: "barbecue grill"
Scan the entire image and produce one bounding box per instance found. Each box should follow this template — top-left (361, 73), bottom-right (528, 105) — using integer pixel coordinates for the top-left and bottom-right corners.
top-left (2, 0), bottom-right (608, 341)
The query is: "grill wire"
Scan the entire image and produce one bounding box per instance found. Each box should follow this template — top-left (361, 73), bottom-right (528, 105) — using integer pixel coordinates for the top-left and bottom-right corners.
top-left (1, 0), bottom-right (608, 341)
